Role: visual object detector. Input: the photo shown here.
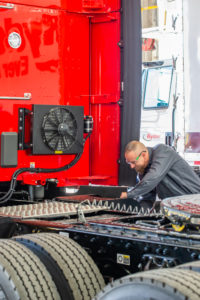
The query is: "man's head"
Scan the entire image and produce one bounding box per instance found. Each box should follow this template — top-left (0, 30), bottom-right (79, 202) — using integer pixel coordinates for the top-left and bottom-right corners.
top-left (125, 141), bottom-right (149, 174)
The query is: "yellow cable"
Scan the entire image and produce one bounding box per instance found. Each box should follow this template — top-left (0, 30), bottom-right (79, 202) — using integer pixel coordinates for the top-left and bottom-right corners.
top-left (172, 224), bottom-right (185, 232)
top-left (141, 5), bottom-right (158, 12)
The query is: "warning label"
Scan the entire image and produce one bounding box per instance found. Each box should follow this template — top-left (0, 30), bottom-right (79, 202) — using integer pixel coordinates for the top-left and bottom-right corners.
top-left (117, 253), bottom-right (130, 266)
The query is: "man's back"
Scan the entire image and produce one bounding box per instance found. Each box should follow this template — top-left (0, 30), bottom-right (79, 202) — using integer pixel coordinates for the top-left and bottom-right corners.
top-left (151, 144), bottom-right (200, 199)
top-left (127, 144), bottom-right (200, 200)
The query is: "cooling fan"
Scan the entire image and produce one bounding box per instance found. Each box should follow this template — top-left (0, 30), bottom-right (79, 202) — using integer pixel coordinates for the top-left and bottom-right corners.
top-left (32, 105), bottom-right (84, 154)
top-left (42, 107), bottom-right (77, 152)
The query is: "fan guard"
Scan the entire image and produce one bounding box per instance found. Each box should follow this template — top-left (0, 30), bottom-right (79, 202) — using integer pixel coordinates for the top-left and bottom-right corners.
top-left (42, 107), bottom-right (78, 152)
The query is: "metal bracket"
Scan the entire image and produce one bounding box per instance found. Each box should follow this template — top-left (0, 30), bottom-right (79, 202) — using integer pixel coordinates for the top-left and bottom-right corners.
top-left (142, 254), bottom-right (177, 270)
top-left (173, 93), bottom-right (179, 109)
top-left (18, 108), bottom-right (32, 150)
top-left (77, 200), bottom-right (91, 223)
top-left (172, 14), bottom-right (178, 31)
top-left (172, 56), bottom-right (177, 70)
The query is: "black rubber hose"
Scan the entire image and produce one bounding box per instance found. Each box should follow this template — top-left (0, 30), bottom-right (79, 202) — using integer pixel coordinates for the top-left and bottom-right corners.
top-left (0, 153), bottom-right (81, 204)
top-left (0, 133), bottom-right (91, 204)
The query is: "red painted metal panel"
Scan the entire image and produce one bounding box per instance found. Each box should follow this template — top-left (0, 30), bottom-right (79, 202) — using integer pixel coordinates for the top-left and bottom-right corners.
top-left (91, 104), bottom-right (120, 185)
top-left (0, 0), bottom-right (121, 186)
top-left (0, 0), bottom-right (120, 12)
top-left (0, 0), bottom-right (63, 9)
top-left (66, 0), bottom-right (120, 13)
top-left (90, 12), bottom-right (121, 185)
top-left (0, 2), bottom-right (90, 183)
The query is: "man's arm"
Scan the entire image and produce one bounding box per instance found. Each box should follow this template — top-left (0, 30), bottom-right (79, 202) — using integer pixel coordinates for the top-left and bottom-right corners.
top-left (127, 145), bottom-right (178, 199)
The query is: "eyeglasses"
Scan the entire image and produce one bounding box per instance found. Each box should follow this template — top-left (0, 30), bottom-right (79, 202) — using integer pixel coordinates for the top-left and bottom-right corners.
top-left (126, 150), bottom-right (146, 166)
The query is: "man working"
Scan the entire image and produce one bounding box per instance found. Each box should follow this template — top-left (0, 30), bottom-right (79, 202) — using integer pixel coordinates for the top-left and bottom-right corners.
top-left (120, 141), bottom-right (200, 203)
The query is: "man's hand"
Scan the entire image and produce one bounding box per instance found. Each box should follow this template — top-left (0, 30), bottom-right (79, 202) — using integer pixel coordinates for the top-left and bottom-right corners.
top-left (120, 192), bottom-right (128, 198)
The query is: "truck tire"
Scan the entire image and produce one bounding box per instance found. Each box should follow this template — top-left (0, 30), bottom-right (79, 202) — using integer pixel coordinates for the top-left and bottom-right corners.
top-left (176, 260), bottom-right (200, 273)
top-left (94, 268), bottom-right (200, 300)
top-left (14, 233), bottom-right (105, 300)
top-left (0, 239), bottom-right (60, 300)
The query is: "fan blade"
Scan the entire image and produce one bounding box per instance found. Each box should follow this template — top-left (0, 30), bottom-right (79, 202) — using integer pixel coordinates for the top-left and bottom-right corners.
top-left (46, 117), bottom-right (58, 128)
top-left (46, 132), bottom-right (58, 143)
top-left (53, 109), bottom-right (61, 125)
top-left (44, 128), bottom-right (58, 132)
top-left (54, 136), bottom-right (60, 150)
top-left (62, 136), bottom-right (70, 149)
top-left (65, 131), bottom-right (83, 149)
top-left (61, 108), bottom-right (66, 123)
top-left (65, 131), bottom-right (75, 140)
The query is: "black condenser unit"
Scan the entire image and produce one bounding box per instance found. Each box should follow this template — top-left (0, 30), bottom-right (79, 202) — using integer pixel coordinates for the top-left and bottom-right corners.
top-left (32, 105), bottom-right (84, 155)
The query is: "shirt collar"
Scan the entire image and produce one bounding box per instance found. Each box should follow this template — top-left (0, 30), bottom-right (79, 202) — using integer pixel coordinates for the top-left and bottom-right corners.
top-left (139, 147), bottom-right (153, 178)
top-left (147, 147), bottom-right (153, 165)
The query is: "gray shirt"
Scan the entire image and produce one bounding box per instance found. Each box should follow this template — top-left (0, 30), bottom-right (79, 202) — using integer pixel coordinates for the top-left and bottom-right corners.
top-left (127, 144), bottom-right (200, 200)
